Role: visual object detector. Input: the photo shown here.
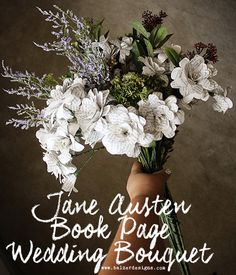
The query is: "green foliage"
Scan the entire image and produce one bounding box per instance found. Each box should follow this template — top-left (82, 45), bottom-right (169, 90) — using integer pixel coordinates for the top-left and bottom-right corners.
top-left (91, 18), bottom-right (104, 40)
top-left (59, 71), bottom-right (74, 82)
top-left (150, 25), bottom-right (172, 48)
top-left (157, 33), bottom-right (173, 48)
top-left (110, 72), bottom-right (174, 107)
top-left (138, 135), bottom-right (175, 172)
top-left (130, 20), bottom-right (150, 38)
top-left (42, 73), bottom-right (58, 87)
top-left (129, 20), bottom-right (154, 59)
top-left (131, 41), bottom-right (141, 59)
top-left (110, 72), bottom-right (150, 107)
top-left (149, 25), bottom-right (159, 45)
top-left (130, 20), bottom-right (172, 60)
top-left (144, 75), bottom-right (170, 97)
top-left (165, 47), bottom-right (181, 66)
top-left (144, 38), bottom-right (154, 57)
top-left (144, 75), bottom-right (164, 89)
top-left (157, 26), bottom-right (167, 40)
top-left (155, 26), bottom-right (168, 45)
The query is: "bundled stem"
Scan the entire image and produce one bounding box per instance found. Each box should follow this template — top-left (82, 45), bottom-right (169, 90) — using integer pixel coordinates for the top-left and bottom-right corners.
top-left (138, 138), bottom-right (191, 275)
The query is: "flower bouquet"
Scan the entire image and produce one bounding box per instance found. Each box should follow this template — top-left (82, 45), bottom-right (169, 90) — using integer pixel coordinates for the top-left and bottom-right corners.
top-left (2, 6), bottom-right (233, 275)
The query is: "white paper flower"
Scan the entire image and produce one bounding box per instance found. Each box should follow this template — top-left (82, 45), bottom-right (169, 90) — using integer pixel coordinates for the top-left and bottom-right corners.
top-left (75, 88), bottom-right (110, 147)
top-left (36, 123), bottom-right (56, 151)
top-left (156, 44), bottom-right (182, 72)
top-left (92, 35), bottom-right (118, 61)
top-left (139, 56), bottom-right (165, 76)
top-left (97, 105), bottom-right (153, 157)
top-left (44, 79), bottom-right (73, 123)
top-left (36, 121), bottom-right (84, 154)
top-left (43, 151), bottom-right (77, 179)
top-left (120, 37), bottom-right (133, 63)
top-left (138, 93), bottom-right (184, 140)
top-left (62, 174), bottom-right (78, 194)
top-left (207, 63), bottom-right (218, 78)
top-left (212, 86), bottom-right (233, 113)
top-left (43, 76), bottom-right (86, 123)
top-left (112, 37), bottom-right (133, 64)
top-left (171, 55), bottom-right (218, 104)
top-left (36, 119), bottom-right (82, 192)
top-left (63, 77), bottom-right (87, 111)
top-left (53, 123), bottom-right (83, 153)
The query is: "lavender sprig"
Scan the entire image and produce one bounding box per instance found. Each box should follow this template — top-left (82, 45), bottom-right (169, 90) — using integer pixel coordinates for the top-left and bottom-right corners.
top-left (35, 5), bottom-right (109, 85)
top-left (6, 103), bottom-right (43, 130)
top-left (2, 61), bottom-right (52, 100)
top-left (35, 5), bottom-right (89, 53)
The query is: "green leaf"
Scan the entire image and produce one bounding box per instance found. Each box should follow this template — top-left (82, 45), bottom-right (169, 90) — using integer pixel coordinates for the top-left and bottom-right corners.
top-left (156, 26), bottom-right (168, 43)
top-left (92, 18), bottom-right (104, 40)
top-left (130, 20), bottom-right (150, 38)
top-left (157, 33), bottom-right (173, 48)
top-left (149, 25), bottom-right (160, 45)
top-left (42, 73), bottom-right (58, 87)
top-left (150, 26), bottom-right (169, 47)
top-left (131, 40), bottom-right (146, 60)
top-left (144, 38), bottom-right (153, 57)
top-left (94, 25), bottom-right (101, 40)
top-left (164, 47), bottom-right (181, 66)
top-left (131, 41), bottom-right (140, 59)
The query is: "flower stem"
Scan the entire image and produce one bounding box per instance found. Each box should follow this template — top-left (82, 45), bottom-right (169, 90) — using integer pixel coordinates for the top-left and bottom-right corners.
top-left (138, 141), bottom-right (191, 275)
top-left (73, 146), bottom-right (105, 157)
top-left (75, 146), bottom-right (105, 176)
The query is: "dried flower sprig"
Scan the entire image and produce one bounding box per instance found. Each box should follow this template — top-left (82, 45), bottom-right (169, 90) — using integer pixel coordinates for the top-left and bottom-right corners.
top-left (2, 61), bottom-right (54, 100)
top-left (6, 103), bottom-right (43, 130)
top-left (186, 42), bottom-right (218, 63)
top-left (142, 10), bottom-right (167, 32)
top-left (35, 5), bottom-right (109, 85)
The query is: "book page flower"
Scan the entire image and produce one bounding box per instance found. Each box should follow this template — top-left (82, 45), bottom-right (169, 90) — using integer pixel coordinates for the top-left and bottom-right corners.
top-left (155, 44), bottom-right (182, 72)
top-left (53, 123), bottom-right (84, 153)
top-left (212, 86), bottom-right (233, 113)
top-left (112, 36), bottom-right (133, 64)
top-left (36, 121), bottom-right (84, 154)
top-left (119, 37), bottom-right (133, 64)
top-left (37, 120), bottom-right (81, 190)
top-left (36, 121), bottom-right (53, 149)
top-left (98, 105), bottom-right (153, 157)
top-left (62, 173), bottom-right (78, 194)
top-left (92, 35), bottom-right (118, 61)
top-left (43, 79), bottom-right (73, 123)
top-left (64, 77), bottom-right (87, 111)
top-left (139, 56), bottom-right (165, 76)
top-left (138, 93), bottom-right (184, 140)
top-left (43, 76), bottom-right (86, 123)
top-left (75, 89), bottom-right (110, 147)
top-left (171, 55), bottom-right (218, 105)
top-left (43, 151), bottom-right (77, 179)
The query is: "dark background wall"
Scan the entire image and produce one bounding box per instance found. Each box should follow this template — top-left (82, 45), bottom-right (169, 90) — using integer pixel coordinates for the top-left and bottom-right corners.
top-left (0, 0), bottom-right (235, 274)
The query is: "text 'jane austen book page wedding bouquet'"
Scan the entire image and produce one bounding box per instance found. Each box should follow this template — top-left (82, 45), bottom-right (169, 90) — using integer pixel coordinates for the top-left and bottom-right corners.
top-left (2, 6), bottom-right (233, 275)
